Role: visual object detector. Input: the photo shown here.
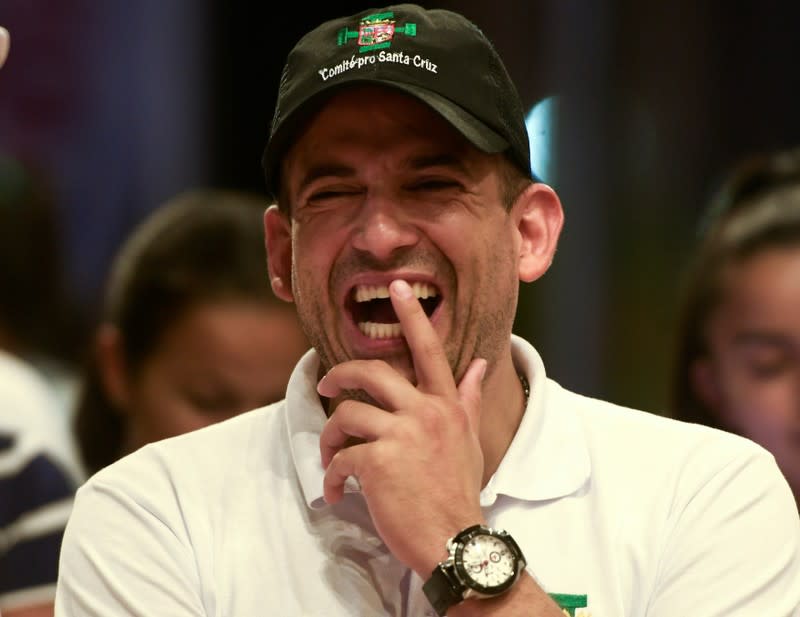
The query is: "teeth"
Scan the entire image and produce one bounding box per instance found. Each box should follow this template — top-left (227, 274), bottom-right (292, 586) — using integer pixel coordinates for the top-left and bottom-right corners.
top-left (354, 285), bottom-right (391, 303)
top-left (358, 321), bottom-right (403, 339)
top-left (353, 282), bottom-right (438, 302)
top-left (411, 282), bottom-right (437, 299)
top-left (353, 282), bottom-right (439, 339)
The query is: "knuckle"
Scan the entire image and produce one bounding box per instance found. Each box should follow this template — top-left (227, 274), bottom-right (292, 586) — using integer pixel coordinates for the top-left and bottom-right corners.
top-left (366, 441), bottom-right (394, 475)
top-left (332, 399), bottom-right (356, 417)
top-left (386, 417), bottom-right (416, 442)
top-left (414, 400), bottom-right (448, 435)
top-left (364, 358), bottom-right (392, 376)
top-left (329, 448), bottom-right (351, 474)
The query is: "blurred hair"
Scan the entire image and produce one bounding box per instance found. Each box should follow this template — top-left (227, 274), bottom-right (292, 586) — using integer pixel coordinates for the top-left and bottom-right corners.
top-left (670, 146), bottom-right (800, 427)
top-left (497, 154), bottom-right (533, 211)
top-left (0, 152), bottom-right (87, 365)
top-left (75, 188), bottom-right (281, 474)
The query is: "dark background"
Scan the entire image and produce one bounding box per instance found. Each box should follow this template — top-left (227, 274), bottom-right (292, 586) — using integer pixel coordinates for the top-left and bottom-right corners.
top-left (2, 0), bottom-right (800, 413)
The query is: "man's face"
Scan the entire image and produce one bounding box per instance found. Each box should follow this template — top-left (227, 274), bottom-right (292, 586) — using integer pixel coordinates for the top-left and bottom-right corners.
top-left (269, 86), bottom-right (522, 384)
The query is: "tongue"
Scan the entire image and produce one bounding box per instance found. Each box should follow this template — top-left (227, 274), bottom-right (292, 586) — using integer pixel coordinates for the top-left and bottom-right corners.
top-left (367, 298), bottom-right (399, 323)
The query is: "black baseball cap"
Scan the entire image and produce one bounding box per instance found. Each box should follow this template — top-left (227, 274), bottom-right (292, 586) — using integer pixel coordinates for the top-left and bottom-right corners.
top-left (261, 3), bottom-right (533, 200)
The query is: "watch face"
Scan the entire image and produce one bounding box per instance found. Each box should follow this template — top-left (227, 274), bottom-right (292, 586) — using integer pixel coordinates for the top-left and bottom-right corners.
top-left (455, 531), bottom-right (518, 594)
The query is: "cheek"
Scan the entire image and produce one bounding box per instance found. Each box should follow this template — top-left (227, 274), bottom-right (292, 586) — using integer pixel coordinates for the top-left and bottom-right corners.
top-left (292, 229), bottom-right (341, 284)
top-left (128, 373), bottom-right (202, 442)
top-left (717, 375), bottom-right (795, 439)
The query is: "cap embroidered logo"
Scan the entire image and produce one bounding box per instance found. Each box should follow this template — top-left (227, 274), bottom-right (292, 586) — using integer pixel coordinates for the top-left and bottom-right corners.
top-left (337, 11), bottom-right (417, 52)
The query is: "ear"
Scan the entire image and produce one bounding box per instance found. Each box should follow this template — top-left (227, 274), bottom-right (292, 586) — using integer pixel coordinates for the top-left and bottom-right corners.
top-left (690, 356), bottom-right (722, 413)
top-left (95, 324), bottom-right (131, 413)
top-left (264, 205), bottom-right (295, 302)
top-left (514, 183), bottom-right (564, 283)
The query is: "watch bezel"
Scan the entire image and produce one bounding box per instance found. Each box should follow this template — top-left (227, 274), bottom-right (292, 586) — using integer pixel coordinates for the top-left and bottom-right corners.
top-left (451, 525), bottom-right (526, 596)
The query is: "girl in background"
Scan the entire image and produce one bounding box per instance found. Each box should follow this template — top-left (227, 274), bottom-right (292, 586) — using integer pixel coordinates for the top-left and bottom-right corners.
top-left (75, 189), bottom-right (309, 476)
top-left (671, 146), bottom-right (800, 505)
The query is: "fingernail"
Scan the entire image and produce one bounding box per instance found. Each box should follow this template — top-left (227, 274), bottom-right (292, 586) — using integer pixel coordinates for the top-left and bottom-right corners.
top-left (390, 279), bottom-right (413, 299)
top-left (479, 359), bottom-right (488, 381)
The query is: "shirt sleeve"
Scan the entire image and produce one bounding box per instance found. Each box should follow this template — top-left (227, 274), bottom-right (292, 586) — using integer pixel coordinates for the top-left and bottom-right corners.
top-left (55, 478), bottom-right (207, 617)
top-left (647, 448), bottom-right (800, 616)
top-left (0, 441), bottom-right (75, 612)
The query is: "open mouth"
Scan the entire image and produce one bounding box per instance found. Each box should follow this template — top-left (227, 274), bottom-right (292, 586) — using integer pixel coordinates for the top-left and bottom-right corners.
top-left (347, 282), bottom-right (441, 339)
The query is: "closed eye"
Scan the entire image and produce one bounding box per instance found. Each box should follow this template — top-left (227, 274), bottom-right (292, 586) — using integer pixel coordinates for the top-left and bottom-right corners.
top-left (307, 188), bottom-right (364, 204)
top-left (311, 190), bottom-right (354, 200)
top-left (744, 353), bottom-right (792, 379)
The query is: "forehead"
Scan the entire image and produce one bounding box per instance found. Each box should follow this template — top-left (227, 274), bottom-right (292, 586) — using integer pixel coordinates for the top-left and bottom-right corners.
top-left (724, 246), bottom-right (800, 298)
top-left (713, 246), bottom-right (800, 334)
top-left (284, 86), bottom-right (475, 167)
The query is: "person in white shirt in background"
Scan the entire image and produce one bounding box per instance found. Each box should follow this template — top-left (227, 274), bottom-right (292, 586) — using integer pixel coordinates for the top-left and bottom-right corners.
top-left (0, 354), bottom-right (80, 616)
top-left (0, 26), bottom-right (82, 617)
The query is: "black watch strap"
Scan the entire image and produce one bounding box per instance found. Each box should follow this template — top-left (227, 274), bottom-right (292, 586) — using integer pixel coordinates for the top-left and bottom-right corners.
top-left (423, 563), bottom-right (464, 616)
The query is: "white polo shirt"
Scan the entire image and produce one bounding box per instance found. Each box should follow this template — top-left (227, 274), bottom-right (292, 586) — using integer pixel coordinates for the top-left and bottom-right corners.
top-left (55, 336), bottom-right (800, 616)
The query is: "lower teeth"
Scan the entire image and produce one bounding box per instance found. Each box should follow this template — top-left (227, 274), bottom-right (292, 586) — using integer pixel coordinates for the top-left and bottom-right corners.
top-left (358, 321), bottom-right (402, 339)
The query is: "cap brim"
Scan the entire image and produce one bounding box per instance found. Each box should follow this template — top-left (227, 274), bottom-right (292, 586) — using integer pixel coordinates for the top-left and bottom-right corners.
top-left (384, 80), bottom-right (510, 153)
top-left (263, 79), bottom-right (510, 198)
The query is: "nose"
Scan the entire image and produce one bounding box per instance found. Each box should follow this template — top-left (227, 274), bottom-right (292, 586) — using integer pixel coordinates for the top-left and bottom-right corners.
top-left (351, 193), bottom-right (420, 261)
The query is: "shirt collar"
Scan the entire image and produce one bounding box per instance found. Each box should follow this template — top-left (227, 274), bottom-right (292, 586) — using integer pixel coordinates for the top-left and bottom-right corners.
top-left (483, 335), bottom-right (590, 504)
top-left (284, 336), bottom-right (591, 510)
top-left (285, 350), bottom-right (360, 509)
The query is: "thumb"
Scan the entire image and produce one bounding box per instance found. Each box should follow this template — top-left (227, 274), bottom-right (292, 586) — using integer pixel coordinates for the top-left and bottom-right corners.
top-left (456, 358), bottom-right (487, 427)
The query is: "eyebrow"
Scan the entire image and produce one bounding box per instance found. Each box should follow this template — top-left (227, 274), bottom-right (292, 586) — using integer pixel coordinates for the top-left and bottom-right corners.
top-left (732, 331), bottom-right (791, 348)
top-left (406, 152), bottom-right (469, 174)
top-left (297, 163), bottom-right (355, 194)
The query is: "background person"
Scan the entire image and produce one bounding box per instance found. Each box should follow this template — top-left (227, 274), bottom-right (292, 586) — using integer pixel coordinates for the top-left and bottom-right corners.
top-left (671, 145), bottom-right (800, 505)
top-left (74, 188), bottom-right (309, 475)
top-left (0, 351), bottom-right (79, 617)
top-left (0, 153), bottom-right (87, 423)
top-left (0, 29), bottom-right (81, 617)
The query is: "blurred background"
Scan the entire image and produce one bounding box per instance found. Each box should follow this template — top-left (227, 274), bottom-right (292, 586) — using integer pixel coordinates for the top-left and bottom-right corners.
top-left (2, 0), bottom-right (800, 415)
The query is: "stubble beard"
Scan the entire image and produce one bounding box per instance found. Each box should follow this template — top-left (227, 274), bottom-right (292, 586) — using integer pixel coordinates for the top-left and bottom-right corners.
top-left (291, 245), bottom-right (516, 407)
top-left (452, 240), bottom-right (519, 384)
top-left (293, 249), bottom-right (451, 371)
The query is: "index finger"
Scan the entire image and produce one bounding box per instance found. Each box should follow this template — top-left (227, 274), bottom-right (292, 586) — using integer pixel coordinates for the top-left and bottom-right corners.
top-left (389, 279), bottom-right (456, 396)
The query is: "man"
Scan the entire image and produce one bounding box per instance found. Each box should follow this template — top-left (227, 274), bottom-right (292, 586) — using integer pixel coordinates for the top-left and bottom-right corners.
top-left (56, 5), bottom-right (800, 616)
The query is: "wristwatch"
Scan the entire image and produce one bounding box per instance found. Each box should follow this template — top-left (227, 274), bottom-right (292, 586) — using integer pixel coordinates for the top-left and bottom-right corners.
top-left (422, 524), bottom-right (527, 616)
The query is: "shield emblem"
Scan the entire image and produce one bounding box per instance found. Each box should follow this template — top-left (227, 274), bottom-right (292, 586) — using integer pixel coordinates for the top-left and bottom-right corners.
top-left (358, 21), bottom-right (395, 47)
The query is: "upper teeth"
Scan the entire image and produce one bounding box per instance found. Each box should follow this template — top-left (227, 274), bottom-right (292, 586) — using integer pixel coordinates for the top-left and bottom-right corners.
top-left (354, 282), bottom-right (438, 303)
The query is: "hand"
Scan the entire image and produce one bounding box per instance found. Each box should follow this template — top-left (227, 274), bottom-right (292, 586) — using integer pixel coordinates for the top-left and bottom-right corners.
top-left (0, 27), bottom-right (9, 69)
top-left (317, 279), bottom-right (488, 576)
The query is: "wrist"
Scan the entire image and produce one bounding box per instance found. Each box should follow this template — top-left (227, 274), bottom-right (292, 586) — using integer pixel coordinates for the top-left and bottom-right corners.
top-left (447, 573), bottom-right (566, 617)
top-left (415, 517), bottom-right (488, 577)
top-left (422, 524), bottom-right (527, 616)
